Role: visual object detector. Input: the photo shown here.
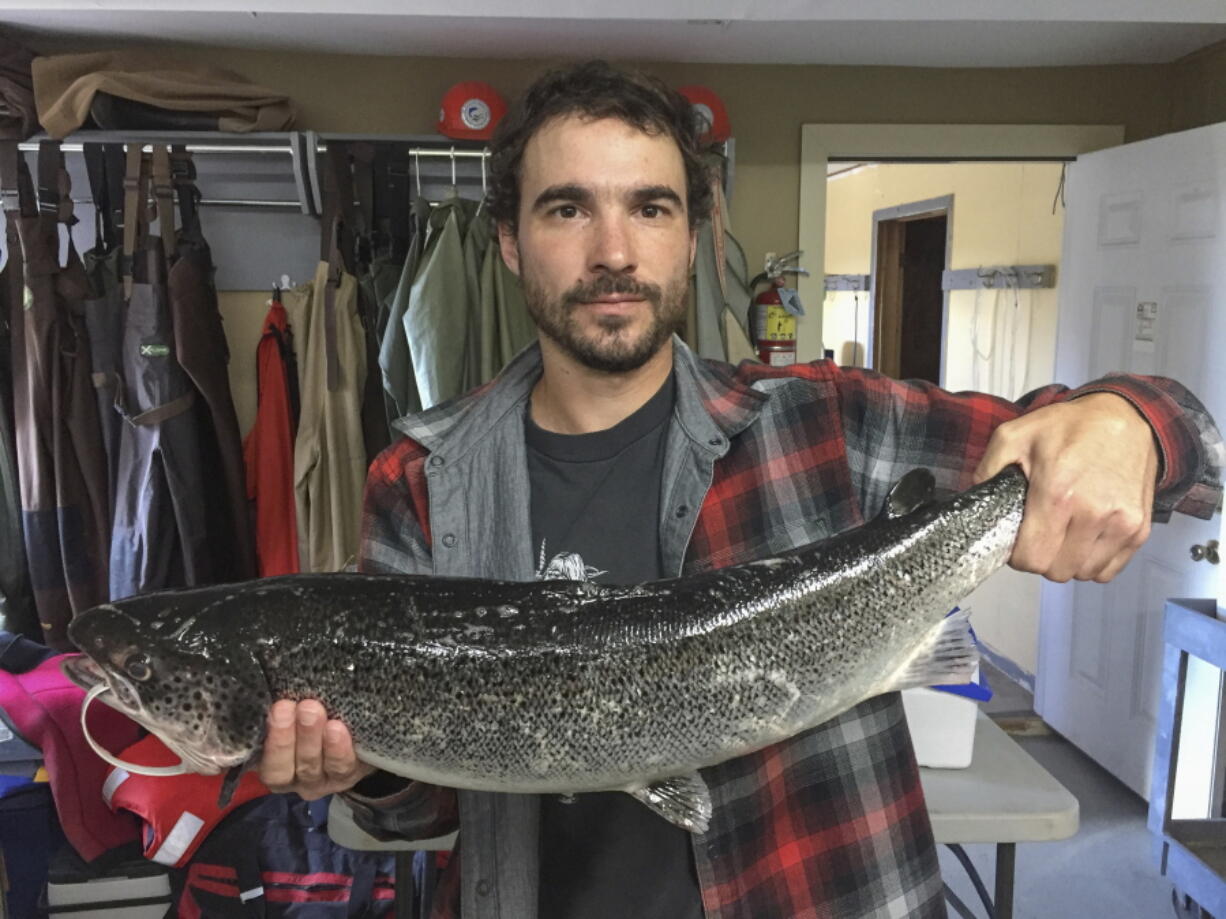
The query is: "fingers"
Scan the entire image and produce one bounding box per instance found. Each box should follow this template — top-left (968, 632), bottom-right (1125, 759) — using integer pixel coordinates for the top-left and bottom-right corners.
top-left (322, 721), bottom-right (363, 782)
top-left (258, 699), bottom-right (299, 791)
top-left (1008, 480), bottom-right (1150, 583)
top-left (257, 700), bottom-right (372, 800)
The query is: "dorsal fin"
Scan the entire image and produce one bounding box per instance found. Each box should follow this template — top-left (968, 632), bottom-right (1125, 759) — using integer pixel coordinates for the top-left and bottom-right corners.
top-left (878, 468), bottom-right (936, 520)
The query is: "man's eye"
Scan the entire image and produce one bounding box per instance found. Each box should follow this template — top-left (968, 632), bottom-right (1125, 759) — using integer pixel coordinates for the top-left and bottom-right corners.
top-left (641, 204), bottom-right (664, 219)
top-left (555, 205), bottom-right (579, 219)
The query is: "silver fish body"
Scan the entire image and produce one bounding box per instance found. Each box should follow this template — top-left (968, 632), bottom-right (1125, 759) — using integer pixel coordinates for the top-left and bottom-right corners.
top-left (64, 465), bottom-right (1027, 830)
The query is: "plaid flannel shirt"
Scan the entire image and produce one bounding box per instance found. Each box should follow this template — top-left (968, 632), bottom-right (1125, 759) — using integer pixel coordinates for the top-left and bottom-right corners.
top-left (346, 338), bottom-right (1221, 919)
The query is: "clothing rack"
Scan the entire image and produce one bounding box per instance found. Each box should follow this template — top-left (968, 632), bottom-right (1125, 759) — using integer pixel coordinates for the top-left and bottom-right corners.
top-left (14, 130), bottom-right (495, 214)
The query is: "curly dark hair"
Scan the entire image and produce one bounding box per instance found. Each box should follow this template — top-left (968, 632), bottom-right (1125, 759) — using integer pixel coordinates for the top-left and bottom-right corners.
top-left (486, 60), bottom-right (714, 232)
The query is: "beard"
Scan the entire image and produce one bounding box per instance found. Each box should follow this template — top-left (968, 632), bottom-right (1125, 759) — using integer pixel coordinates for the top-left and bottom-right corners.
top-left (519, 259), bottom-right (688, 374)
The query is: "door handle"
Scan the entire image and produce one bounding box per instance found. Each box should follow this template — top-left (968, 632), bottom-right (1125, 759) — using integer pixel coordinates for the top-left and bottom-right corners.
top-left (1190, 539), bottom-right (1219, 564)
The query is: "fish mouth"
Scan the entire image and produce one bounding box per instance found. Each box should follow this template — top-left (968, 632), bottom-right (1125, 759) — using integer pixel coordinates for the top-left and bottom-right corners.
top-left (62, 655), bottom-right (241, 775)
top-left (62, 653), bottom-right (105, 691)
top-left (62, 654), bottom-right (144, 712)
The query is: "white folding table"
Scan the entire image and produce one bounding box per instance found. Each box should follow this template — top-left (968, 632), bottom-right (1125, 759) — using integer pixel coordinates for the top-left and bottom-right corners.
top-left (920, 711), bottom-right (1080, 919)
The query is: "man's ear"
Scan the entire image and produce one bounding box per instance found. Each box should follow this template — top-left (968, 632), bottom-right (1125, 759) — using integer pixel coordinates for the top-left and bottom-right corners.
top-left (688, 228), bottom-right (698, 271)
top-left (498, 221), bottom-right (521, 277)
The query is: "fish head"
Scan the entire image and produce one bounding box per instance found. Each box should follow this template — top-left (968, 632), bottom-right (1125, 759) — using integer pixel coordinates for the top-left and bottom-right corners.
top-left (63, 599), bottom-right (271, 775)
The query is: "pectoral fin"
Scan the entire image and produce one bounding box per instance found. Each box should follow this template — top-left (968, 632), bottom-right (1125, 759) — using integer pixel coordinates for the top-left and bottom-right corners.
top-left (627, 773), bottom-right (712, 834)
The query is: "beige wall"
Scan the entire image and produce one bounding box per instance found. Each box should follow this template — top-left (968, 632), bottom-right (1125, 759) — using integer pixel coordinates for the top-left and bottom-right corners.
top-left (32, 39), bottom-right (1188, 279)
top-left (1171, 39), bottom-right (1226, 132)
top-left (824, 161), bottom-right (1064, 395)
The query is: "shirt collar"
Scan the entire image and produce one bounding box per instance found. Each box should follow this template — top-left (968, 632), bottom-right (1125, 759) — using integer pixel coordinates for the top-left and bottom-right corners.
top-left (392, 335), bottom-right (766, 460)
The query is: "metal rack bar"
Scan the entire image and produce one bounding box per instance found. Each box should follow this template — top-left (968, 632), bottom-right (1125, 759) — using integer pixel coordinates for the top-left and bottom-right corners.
top-left (941, 265), bottom-right (1056, 291)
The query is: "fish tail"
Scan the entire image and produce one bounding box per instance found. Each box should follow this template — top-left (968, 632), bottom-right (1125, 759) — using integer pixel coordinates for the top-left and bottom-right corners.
top-left (877, 608), bottom-right (979, 695)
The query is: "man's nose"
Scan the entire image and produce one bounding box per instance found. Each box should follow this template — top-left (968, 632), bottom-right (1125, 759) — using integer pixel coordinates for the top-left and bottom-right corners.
top-left (587, 213), bottom-right (637, 275)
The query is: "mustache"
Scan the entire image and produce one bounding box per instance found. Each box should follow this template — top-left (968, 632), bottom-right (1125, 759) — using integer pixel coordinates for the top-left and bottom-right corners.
top-left (561, 274), bottom-right (663, 309)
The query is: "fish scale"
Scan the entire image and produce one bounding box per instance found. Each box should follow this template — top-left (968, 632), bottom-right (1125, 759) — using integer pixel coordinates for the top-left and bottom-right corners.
top-left (63, 465), bottom-right (1027, 832)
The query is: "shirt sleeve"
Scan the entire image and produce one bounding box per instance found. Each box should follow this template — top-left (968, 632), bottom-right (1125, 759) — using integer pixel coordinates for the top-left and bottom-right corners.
top-left (341, 436), bottom-right (460, 841)
top-left (829, 365), bottom-right (1223, 524)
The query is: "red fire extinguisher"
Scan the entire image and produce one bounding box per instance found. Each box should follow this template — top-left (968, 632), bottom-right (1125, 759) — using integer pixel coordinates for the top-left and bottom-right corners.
top-left (748, 251), bottom-right (808, 365)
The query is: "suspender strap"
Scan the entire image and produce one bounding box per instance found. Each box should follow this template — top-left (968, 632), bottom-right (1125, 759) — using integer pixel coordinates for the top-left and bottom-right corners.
top-left (37, 141), bottom-right (74, 227)
top-left (351, 141), bottom-right (375, 268)
top-left (122, 144), bottom-right (153, 299)
top-left (0, 141), bottom-right (22, 217)
top-left (105, 144), bottom-right (126, 245)
top-left (127, 390), bottom-right (195, 427)
top-left (320, 143), bottom-right (357, 273)
top-left (169, 145), bottom-right (200, 233)
top-left (371, 142), bottom-right (394, 258)
top-left (83, 142), bottom-right (115, 250)
top-left (151, 145), bottom-right (176, 258)
top-left (319, 143), bottom-right (355, 393)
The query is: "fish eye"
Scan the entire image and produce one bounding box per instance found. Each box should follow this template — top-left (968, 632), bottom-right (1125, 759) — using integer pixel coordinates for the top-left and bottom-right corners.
top-left (124, 654), bottom-right (152, 682)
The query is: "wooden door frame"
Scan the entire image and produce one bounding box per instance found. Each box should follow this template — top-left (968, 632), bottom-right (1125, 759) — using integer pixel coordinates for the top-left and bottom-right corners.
top-left (869, 194), bottom-right (953, 383)
top-left (797, 123), bottom-right (1126, 363)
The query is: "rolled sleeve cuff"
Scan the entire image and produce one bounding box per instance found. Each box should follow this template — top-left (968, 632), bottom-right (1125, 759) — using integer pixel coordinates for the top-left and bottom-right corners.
top-left (341, 776), bottom-right (459, 843)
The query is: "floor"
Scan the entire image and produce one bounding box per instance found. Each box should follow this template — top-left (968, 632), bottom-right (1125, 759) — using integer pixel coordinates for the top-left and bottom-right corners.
top-left (935, 664), bottom-right (1206, 919)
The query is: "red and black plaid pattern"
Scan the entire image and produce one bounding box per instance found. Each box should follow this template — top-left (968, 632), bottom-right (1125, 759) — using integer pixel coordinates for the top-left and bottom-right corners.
top-left (358, 352), bottom-right (1220, 919)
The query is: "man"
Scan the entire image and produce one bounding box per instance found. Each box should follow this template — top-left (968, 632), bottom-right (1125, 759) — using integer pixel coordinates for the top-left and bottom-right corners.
top-left (260, 61), bottom-right (1222, 917)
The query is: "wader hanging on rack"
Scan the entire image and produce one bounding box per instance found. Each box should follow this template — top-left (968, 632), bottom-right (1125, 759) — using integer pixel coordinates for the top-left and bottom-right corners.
top-left (109, 145), bottom-right (211, 600)
top-left (347, 141), bottom-right (393, 463)
top-left (158, 146), bottom-right (256, 582)
top-left (80, 142), bottom-right (126, 514)
top-left (0, 153), bottom-right (36, 638)
top-left (379, 194), bottom-right (430, 423)
top-left (291, 145), bottom-right (367, 572)
top-left (2, 141), bottom-right (109, 648)
top-left (405, 194), bottom-right (475, 409)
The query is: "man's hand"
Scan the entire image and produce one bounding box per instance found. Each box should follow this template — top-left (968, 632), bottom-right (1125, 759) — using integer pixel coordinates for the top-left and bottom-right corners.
top-left (974, 392), bottom-right (1159, 583)
top-left (258, 699), bottom-right (375, 800)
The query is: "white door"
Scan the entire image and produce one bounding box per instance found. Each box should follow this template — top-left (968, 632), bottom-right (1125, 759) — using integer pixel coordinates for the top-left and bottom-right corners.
top-left (1036, 123), bottom-right (1226, 801)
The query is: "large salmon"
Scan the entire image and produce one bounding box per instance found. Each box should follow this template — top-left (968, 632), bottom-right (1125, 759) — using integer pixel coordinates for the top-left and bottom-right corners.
top-left (63, 465), bottom-right (1027, 832)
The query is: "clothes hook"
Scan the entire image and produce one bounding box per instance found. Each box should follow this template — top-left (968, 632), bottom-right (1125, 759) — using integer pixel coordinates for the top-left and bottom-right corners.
top-left (413, 151), bottom-right (421, 196)
top-left (480, 151), bottom-right (488, 195)
top-left (450, 146), bottom-right (456, 187)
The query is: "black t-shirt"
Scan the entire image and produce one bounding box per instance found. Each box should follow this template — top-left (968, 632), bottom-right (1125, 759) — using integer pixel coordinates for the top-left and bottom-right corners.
top-left (526, 373), bottom-right (704, 919)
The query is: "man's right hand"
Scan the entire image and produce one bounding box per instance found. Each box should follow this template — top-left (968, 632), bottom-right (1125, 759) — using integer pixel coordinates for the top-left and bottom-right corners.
top-left (258, 699), bottom-right (375, 800)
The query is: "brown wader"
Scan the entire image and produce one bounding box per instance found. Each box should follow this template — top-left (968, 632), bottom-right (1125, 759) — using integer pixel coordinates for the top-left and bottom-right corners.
top-left (2, 141), bottom-right (109, 648)
top-left (158, 147), bottom-right (255, 582)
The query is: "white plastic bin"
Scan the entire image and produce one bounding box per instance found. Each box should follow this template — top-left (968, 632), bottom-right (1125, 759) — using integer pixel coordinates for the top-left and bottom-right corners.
top-left (901, 665), bottom-right (989, 769)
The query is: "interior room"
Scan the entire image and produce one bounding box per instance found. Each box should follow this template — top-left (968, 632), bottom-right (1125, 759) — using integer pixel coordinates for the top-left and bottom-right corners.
top-left (0, 3), bottom-right (1225, 918)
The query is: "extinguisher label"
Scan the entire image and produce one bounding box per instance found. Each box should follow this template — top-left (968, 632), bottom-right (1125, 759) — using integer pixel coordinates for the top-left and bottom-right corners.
top-left (754, 304), bottom-right (796, 342)
top-left (768, 351), bottom-right (795, 366)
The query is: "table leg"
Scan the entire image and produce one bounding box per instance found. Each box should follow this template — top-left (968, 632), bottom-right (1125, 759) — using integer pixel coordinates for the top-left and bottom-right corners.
top-left (994, 842), bottom-right (1016, 919)
top-left (395, 851), bottom-right (414, 919)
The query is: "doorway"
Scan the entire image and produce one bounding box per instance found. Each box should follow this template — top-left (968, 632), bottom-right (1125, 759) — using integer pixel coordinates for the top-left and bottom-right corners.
top-left (870, 197), bottom-right (951, 382)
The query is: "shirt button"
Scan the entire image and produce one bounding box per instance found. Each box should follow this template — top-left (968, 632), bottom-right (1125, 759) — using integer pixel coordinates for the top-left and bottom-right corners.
top-left (476, 879), bottom-right (492, 897)
top-left (429, 455), bottom-right (445, 467)
top-left (708, 437), bottom-right (722, 447)
top-left (675, 505), bottom-right (689, 519)
top-left (442, 533), bottom-right (458, 548)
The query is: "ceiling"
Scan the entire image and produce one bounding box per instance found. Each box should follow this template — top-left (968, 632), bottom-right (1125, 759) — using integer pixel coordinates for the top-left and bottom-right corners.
top-left (5, 1), bottom-right (1226, 67)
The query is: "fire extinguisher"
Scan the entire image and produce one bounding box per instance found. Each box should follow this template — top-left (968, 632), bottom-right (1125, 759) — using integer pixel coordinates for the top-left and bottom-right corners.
top-left (748, 250), bottom-right (809, 365)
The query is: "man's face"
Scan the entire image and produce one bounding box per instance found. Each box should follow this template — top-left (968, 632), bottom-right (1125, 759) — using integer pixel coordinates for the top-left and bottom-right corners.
top-left (499, 115), bottom-right (697, 374)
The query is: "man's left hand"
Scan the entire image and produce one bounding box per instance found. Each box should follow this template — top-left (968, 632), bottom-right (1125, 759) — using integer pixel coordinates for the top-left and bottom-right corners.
top-left (974, 393), bottom-right (1159, 583)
